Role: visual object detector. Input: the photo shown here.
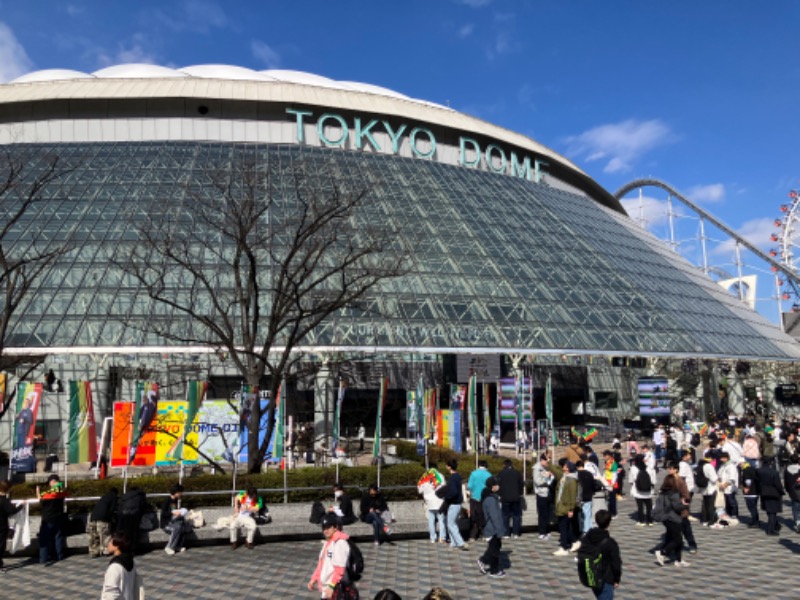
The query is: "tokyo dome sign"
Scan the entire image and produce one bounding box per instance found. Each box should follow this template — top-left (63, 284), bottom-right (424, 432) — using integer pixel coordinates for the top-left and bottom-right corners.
top-left (286, 108), bottom-right (548, 182)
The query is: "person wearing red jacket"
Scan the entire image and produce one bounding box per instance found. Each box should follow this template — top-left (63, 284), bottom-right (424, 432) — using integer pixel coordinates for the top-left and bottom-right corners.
top-left (307, 514), bottom-right (353, 599)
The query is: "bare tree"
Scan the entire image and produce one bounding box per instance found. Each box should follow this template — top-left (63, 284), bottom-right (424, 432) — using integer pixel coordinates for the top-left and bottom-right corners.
top-left (0, 150), bottom-right (74, 419)
top-left (120, 149), bottom-right (411, 472)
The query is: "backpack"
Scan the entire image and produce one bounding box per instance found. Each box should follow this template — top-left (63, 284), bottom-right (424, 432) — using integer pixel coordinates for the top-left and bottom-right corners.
top-left (309, 500), bottom-right (326, 525)
top-left (576, 537), bottom-right (610, 591)
top-left (694, 461), bottom-right (709, 489)
top-left (345, 539), bottom-right (364, 582)
top-left (119, 491), bottom-right (144, 517)
top-left (651, 493), bottom-right (667, 523)
top-left (635, 469), bottom-right (652, 493)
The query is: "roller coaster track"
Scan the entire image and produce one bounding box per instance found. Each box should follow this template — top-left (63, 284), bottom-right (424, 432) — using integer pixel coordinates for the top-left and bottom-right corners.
top-left (614, 178), bottom-right (800, 296)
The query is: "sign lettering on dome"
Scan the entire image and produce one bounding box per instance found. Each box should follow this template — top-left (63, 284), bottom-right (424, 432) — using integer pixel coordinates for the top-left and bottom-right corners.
top-left (286, 108), bottom-right (548, 182)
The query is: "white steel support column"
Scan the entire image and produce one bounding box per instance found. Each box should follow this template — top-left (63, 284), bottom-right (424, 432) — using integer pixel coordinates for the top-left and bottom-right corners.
top-left (667, 195), bottom-right (677, 253)
top-left (699, 216), bottom-right (709, 275)
top-left (776, 275), bottom-right (785, 332)
top-left (735, 242), bottom-right (744, 302)
top-left (314, 357), bottom-right (333, 455)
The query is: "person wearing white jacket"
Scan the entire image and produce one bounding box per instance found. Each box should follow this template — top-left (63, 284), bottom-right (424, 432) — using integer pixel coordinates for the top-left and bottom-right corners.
top-left (698, 458), bottom-right (719, 526)
top-left (101, 532), bottom-right (143, 600)
top-left (717, 452), bottom-right (740, 524)
top-left (417, 467), bottom-right (446, 543)
top-left (629, 456), bottom-right (657, 526)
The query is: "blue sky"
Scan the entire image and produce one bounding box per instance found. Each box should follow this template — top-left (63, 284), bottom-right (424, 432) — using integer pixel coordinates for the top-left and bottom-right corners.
top-left (1, 0), bottom-right (799, 322)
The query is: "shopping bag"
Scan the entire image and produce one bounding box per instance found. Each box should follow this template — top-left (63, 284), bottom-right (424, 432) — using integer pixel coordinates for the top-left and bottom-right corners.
top-left (10, 503), bottom-right (31, 553)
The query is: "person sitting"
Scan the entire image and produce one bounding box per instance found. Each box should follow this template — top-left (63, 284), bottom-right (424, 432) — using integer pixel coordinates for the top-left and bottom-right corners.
top-left (160, 484), bottom-right (188, 555)
top-left (230, 485), bottom-right (262, 549)
top-left (330, 483), bottom-right (356, 525)
top-left (360, 484), bottom-right (391, 546)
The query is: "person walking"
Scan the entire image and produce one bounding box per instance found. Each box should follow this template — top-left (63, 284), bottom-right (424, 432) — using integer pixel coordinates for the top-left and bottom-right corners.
top-left (116, 487), bottom-right (148, 555)
top-left (757, 457), bottom-right (785, 535)
top-left (654, 474), bottom-right (690, 567)
top-left (466, 460), bottom-right (492, 541)
top-left (417, 466), bottom-right (446, 543)
top-left (666, 461), bottom-right (697, 554)
top-left (629, 455), bottom-right (655, 526)
top-left (740, 459), bottom-right (761, 528)
top-left (717, 452), bottom-right (739, 524)
top-left (784, 454), bottom-right (800, 533)
top-left (441, 460), bottom-right (468, 550)
top-left (497, 459), bottom-right (524, 538)
top-left (553, 460), bottom-right (578, 557)
top-left (533, 453), bottom-right (555, 540)
top-left (476, 476), bottom-right (507, 578)
top-left (576, 461), bottom-right (596, 534)
top-left (577, 509), bottom-right (622, 599)
top-left (307, 514), bottom-right (354, 599)
top-left (101, 533), bottom-right (143, 600)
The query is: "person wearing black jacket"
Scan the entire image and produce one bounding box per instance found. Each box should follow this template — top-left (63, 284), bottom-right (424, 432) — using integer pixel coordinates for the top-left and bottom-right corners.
top-left (88, 488), bottom-right (118, 557)
top-left (0, 480), bottom-right (23, 570)
top-left (360, 484), bottom-right (391, 546)
top-left (784, 455), bottom-right (800, 534)
top-left (578, 509), bottom-right (622, 599)
top-left (160, 484), bottom-right (188, 555)
top-left (740, 460), bottom-right (760, 528)
top-left (117, 487), bottom-right (148, 555)
top-left (576, 461), bottom-right (597, 535)
top-left (757, 458), bottom-right (785, 535)
top-left (37, 474), bottom-right (68, 564)
top-left (442, 459), bottom-right (468, 550)
top-left (497, 459), bottom-right (524, 538)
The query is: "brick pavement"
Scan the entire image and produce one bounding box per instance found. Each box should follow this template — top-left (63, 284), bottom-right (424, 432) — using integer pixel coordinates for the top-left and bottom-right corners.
top-left (2, 494), bottom-right (800, 599)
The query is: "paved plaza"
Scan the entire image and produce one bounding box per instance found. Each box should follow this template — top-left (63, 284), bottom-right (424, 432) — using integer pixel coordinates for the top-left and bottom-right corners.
top-left (3, 495), bottom-right (800, 600)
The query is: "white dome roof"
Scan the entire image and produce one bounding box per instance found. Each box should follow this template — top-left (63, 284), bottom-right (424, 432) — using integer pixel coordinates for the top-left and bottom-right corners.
top-left (93, 64), bottom-right (189, 79)
top-left (7, 63), bottom-right (450, 110)
top-left (12, 69), bottom-right (94, 83)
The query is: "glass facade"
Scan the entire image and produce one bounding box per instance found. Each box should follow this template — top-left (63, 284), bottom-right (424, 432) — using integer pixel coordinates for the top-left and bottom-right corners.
top-left (3, 141), bottom-right (798, 360)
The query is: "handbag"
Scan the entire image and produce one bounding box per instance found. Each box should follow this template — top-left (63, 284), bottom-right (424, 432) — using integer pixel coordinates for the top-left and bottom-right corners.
top-left (331, 580), bottom-right (360, 600)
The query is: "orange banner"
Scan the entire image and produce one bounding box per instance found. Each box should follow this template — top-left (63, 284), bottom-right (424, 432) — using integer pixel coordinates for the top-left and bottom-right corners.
top-left (110, 401), bottom-right (158, 467)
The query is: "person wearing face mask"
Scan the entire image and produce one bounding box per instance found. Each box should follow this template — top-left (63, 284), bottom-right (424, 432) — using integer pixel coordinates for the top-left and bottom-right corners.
top-left (329, 483), bottom-right (356, 525)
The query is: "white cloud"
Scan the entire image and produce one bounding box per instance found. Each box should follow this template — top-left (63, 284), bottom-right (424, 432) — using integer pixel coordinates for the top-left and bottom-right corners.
top-left (94, 34), bottom-right (157, 68)
top-left (711, 217), bottom-right (777, 257)
top-left (564, 118), bottom-right (674, 174)
top-left (458, 23), bottom-right (475, 38)
top-left (0, 22), bottom-right (33, 83)
top-left (151, 0), bottom-right (228, 33)
top-left (486, 30), bottom-right (520, 60)
top-left (251, 40), bottom-right (281, 69)
top-left (687, 183), bottom-right (725, 204)
top-left (620, 194), bottom-right (671, 229)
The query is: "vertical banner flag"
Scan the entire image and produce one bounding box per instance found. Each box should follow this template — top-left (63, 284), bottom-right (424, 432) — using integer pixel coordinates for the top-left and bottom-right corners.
top-left (273, 381), bottom-right (285, 460)
top-left (110, 401), bottom-right (132, 467)
top-left (495, 381), bottom-right (501, 436)
top-left (545, 373), bottom-right (554, 446)
top-left (449, 384), bottom-right (466, 410)
top-left (67, 380), bottom-right (98, 464)
top-left (12, 382), bottom-right (43, 473)
top-left (483, 383), bottom-right (491, 442)
top-left (416, 376), bottom-right (424, 437)
top-left (406, 391), bottom-right (417, 436)
top-left (437, 409), bottom-right (451, 448)
top-left (156, 401), bottom-right (188, 466)
top-left (467, 374), bottom-right (477, 453)
top-left (168, 381), bottom-right (207, 462)
top-left (0, 372), bottom-right (6, 414)
top-left (129, 382), bottom-right (159, 465)
top-left (515, 372), bottom-right (524, 434)
top-left (373, 377), bottom-right (389, 458)
top-left (332, 380), bottom-right (344, 454)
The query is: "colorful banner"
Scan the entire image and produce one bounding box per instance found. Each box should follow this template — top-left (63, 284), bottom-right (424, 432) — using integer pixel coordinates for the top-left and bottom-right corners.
top-left (157, 401), bottom-right (200, 466)
top-left (450, 384), bottom-right (466, 410)
top-left (238, 398), bottom-right (272, 464)
top-left (499, 377), bottom-right (532, 423)
top-left (194, 399), bottom-right (240, 463)
top-left (373, 377), bottom-right (389, 458)
top-left (110, 401), bottom-right (132, 468)
top-left (12, 382), bottom-right (43, 473)
top-left (67, 380), bottom-right (98, 464)
top-left (436, 409), bottom-right (450, 447)
top-left (129, 382), bottom-right (159, 465)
